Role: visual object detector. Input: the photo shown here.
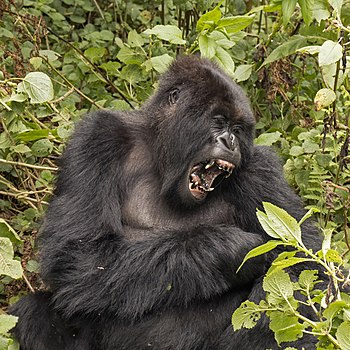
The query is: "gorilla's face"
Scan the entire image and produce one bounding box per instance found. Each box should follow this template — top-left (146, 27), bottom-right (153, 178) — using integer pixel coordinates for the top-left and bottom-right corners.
top-left (147, 57), bottom-right (255, 206)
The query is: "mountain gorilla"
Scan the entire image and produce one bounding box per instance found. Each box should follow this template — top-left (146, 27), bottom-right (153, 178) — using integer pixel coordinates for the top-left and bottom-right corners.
top-left (10, 56), bottom-right (322, 349)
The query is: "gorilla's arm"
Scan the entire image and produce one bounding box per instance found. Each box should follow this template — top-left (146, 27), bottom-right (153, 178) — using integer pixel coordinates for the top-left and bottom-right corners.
top-left (41, 221), bottom-right (265, 321)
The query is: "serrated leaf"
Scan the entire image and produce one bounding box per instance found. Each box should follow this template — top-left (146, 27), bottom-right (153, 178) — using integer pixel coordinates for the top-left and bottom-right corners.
top-left (269, 311), bottom-right (304, 344)
top-left (199, 34), bottom-right (217, 59)
top-left (237, 240), bottom-right (284, 272)
top-left (325, 249), bottom-right (343, 263)
top-left (213, 47), bottom-right (235, 77)
top-left (0, 237), bottom-right (23, 279)
top-left (302, 139), bottom-right (319, 153)
top-left (261, 36), bottom-right (307, 68)
top-left (263, 270), bottom-right (294, 304)
top-left (318, 40), bottom-right (342, 66)
top-left (84, 47), bottom-right (106, 64)
top-left (0, 219), bottom-right (21, 245)
top-left (336, 321), bottom-right (350, 350)
top-left (17, 72), bottom-right (54, 104)
top-left (150, 54), bottom-right (174, 73)
top-left (282, 0), bottom-right (297, 26)
top-left (298, 0), bottom-right (315, 25)
top-left (256, 210), bottom-right (282, 239)
top-left (217, 15), bottom-right (255, 33)
top-left (29, 57), bottom-right (43, 70)
top-left (143, 25), bottom-right (186, 45)
top-left (31, 139), bottom-right (53, 157)
top-left (255, 131), bottom-right (281, 146)
top-left (262, 202), bottom-right (302, 244)
top-left (196, 6), bottom-right (222, 32)
top-left (323, 300), bottom-right (347, 320)
top-left (117, 47), bottom-right (143, 65)
top-left (269, 257), bottom-right (312, 275)
top-left (128, 30), bottom-right (144, 47)
top-left (16, 129), bottom-right (50, 142)
top-left (314, 88), bottom-right (336, 110)
top-left (289, 145), bottom-right (304, 156)
top-left (232, 301), bottom-right (262, 330)
top-left (313, 0), bottom-right (330, 22)
top-left (234, 64), bottom-right (253, 82)
top-left (329, 0), bottom-right (343, 13)
top-left (0, 314), bottom-right (18, 334)
top-left (298, 270), bottom-right (319, 289)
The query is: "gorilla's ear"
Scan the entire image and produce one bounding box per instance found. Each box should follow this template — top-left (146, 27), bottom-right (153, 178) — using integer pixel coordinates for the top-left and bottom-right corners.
top-left (168, 89), bottom-right (179, 105)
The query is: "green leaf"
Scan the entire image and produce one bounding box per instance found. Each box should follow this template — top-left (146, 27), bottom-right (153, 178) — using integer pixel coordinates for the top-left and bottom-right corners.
top-left (117, 47), bottom-right (144, 65)
top-left (269, 257), bottom-right (312, 275)
top-left (314, 88), bottom-right (336, 110)
top-left (128, 30), bottom-right (145, 48)
top-left (269, 311), bottom-right (304, 344)
top-left (217, 15), bottom-right (255, 33)
top-left (255, 131), bottom-right (281, 146)
top-left (298, 0), bottom-right (315, 25)
top-left (198, 34), bottom-right (217, 59)
top-left (318, 40), bottom-right (343, 66)
top-left (298, 207), bottom-right (319, 225)
top-left (0, 314), bottom-right (18, 334)
top-left (234, 64), bottom-right (253, 82)
top-left (84, 47), bottom-right (107, 64)
top-left (237, 240), bottom-right (284, 272)
top-left (298, 270), bottom-right (319, 290)
top-left (232, 301), bottom-right (262, 330)
top-left (213, 47), bottom-right (235, 77)
top-left (263, 270), bottom-right (294, 304)
top-left (329, 0), bottom-right (343, 14)
top-left (196, 6), bottom-right (222, 32)
top-left (16, 130), bottom-right (50, 142)
top-left (39, 50), bottom-right (61, 62)
top-left (325, 249), bottom-right (343, 263)
top-left (297, 45), bottom-right (321, 55)
top-left (0, 28), bottom-right (14, 38)
top-left (143, 25), bottom-right (186, 45)
top-left (313, 0), bottom-right (330, 23)
top-left (256, 210), bottom-right (282, 239)
top-left (11, 144), bottom-right (31, 154)
top-left (0, 237), bottom-right (23, 279)
top-left (31, 139), bottom-right (54, 157)
top-left (282, 0), bottom-right (297, 26)
top-left (99, 61), bottom-right (121, 76)
top-left (150, 54), bottom-right (174, 73)
top-left (260, 202), bottom-right (302, 244)
top-left (289, 145), bottom-right (304, 156)
top-left (17, 72), bottom-right (54, 104)
top-left (323, 300), bottom-right (348, 320)
top-left (0, 219), bottom-right (22, 245)
top-left (336, 321), bottom-right (350, 350)
top-left (29, 57), bottom-right (43, 70)
top-left (302, 139), bottom-right (319, 153)
top-left (260, 36), bottom-right (308, 68)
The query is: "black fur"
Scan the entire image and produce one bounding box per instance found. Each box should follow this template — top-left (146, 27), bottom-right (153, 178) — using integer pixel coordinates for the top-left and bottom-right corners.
top-left (10, 56), bottom-right (322, 349)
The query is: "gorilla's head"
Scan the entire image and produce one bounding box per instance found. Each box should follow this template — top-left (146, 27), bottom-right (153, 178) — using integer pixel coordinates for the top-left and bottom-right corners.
top-left (144, 56), bottom-right (256, 206)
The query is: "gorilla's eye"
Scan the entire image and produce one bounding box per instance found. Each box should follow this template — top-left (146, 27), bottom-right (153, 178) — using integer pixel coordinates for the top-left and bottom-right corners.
top-left (169, 89), bottom-right (179, 104)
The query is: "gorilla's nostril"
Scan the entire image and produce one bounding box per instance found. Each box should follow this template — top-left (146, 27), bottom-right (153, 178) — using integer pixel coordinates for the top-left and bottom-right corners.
top-left (217, 132), bottom-right (233, 150)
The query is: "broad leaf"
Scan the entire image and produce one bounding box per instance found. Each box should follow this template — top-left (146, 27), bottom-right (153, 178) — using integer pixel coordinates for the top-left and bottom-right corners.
top-left (232, 301), bottom-right (261, 330)
top-left (282, 0), bottom-right (297, 26)
top-left (196, 6), bottom-right (222, 32)
top-left (150, 54), bottom-right (174, 73)
top-left (0, 237), bottom-right (23, 279)
top-left (234, 64), bottom-right (253, 82)
top-left (143, 25), bottom-right (186, 45)
top-left (17, 72), bottom-right (54, 104)
top-left (0, 314), bottom-right (18, 334)
top-left (237, 240), bottom-right (284, 272)
top-left (336, 321), bottom-right (350, 350)
top-left (263, 270), bottom-right (294, 304)
top-left (0, 219), bottom-right (22, 245)
top-left (213, 47), bottom-right (235, 77)
top-left (255, 131), bottom-right (281, 146)
top-left (261, 36), bottom-right (308, 68)
top-left (198, 34), bottom-right (217, 59)
top-left (318, 40), bottom-right (342, 66)
top-left (217, 15), bottom-right (255, 33)
top-left (269, 311), bottom-right (305, 344)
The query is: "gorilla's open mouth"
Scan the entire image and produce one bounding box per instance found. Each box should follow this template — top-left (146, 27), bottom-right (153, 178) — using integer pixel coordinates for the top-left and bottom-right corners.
top-left (189, 159), bottom-right (234, 200)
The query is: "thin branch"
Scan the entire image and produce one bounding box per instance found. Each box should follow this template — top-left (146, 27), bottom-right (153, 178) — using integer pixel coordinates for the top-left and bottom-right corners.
top-left (0, 159), bottom-right (58, 171)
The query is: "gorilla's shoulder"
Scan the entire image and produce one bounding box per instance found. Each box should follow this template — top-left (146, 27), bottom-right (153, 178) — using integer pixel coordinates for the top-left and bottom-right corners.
top-left (251, 145), bottom-right (283, 168)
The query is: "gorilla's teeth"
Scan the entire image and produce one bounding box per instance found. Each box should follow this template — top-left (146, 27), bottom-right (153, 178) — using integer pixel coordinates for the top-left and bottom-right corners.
top-left (205, 160), bottom-right (215, 169)
top-left (207, 187), bottom-right (214, 192)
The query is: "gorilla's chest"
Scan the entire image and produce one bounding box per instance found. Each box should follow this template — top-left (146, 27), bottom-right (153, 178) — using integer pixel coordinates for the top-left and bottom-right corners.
top-left (122, 181), bottom-right (236, 231)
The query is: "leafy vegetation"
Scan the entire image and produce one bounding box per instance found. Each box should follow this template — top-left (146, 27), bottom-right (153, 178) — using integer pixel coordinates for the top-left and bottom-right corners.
top-left (0, 0), bottom-right (349, 348)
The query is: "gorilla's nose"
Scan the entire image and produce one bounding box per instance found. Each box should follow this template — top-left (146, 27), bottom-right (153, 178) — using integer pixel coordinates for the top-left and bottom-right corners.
top-left (217, 131), bottom-right (235, 151)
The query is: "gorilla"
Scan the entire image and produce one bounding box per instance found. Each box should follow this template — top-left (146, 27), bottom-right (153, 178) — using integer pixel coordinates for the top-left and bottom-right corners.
top-left (10, 56), bottom-right (322, 349)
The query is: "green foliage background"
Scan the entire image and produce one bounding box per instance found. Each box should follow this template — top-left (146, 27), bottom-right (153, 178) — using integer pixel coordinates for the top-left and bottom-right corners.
top-left (0, 0), bottom-right (349, 348)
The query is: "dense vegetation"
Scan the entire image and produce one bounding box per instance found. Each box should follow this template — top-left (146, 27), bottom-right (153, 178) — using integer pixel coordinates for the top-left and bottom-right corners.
top-left (0, 0), bottom-right (349, 348)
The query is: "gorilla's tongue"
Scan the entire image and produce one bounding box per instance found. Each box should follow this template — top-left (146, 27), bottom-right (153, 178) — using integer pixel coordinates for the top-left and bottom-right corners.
top-left (189, 159), bottom-right (234, 200)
